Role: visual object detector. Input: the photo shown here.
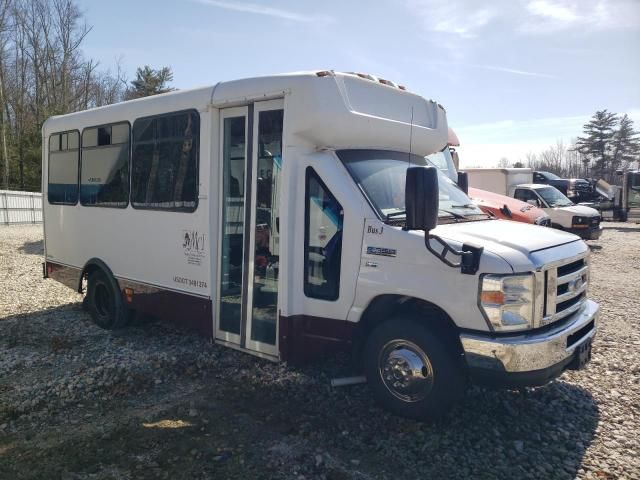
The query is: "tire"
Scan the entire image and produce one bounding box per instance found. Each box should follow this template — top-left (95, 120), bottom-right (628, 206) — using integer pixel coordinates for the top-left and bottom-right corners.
top-left (86, 269), bottom-right (129, 330)
top-left (363, 316), bottom-right (467, 420)
top-left (619, 210), bottom-right (628, 222)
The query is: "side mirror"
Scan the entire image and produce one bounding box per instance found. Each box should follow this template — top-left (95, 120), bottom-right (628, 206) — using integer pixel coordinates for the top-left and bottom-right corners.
top-left (457, 171), bottom-right (469, 194)
top-left (526, 199), bottom-right (539, 207)
top-left (405, 166), bottom-right (438, 232)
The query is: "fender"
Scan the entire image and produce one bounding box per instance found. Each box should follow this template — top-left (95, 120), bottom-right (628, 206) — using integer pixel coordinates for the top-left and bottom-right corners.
top-left (78, 258), bottom-right (118, 294)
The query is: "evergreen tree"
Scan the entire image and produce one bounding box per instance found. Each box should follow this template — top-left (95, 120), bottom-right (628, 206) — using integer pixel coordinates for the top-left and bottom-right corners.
top-left (576, 110), bottom-right (617, 179)
top-left (125, 66), bottom-right (174, 99)
top-left (611, 114), bottom-right (640, 172)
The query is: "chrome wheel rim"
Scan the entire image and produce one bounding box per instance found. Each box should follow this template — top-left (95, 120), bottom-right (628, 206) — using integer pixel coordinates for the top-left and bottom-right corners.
top-left (378, 340), bottom-right (434, 402)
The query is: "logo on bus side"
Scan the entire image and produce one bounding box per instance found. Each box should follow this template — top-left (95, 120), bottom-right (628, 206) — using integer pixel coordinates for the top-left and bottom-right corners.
top-left (366, 246), bottom-right (397, 257)
top-left (182, 230), bottom-right (206, 267)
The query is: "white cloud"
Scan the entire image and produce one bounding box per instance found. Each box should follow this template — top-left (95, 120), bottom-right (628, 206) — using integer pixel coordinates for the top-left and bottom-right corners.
top-left (406, 0), bottom-right (640, 38)
top-left (192, 0), bottom-right (334, 23)
top-left (520, 0), bottom-right (640, 33)
top-left (406, 0), bottom-right (499, 39)
top-left (526, 0), bottom-right (579, 23)
top-left (470, 63), bottom-right (556, 79)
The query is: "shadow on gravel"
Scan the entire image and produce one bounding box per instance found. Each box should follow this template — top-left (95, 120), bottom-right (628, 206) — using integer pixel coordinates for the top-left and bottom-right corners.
top-left (0, 306), bottom-right (601, 480)
top-left (208, 367), bottom-right (601, 480)
top-left (18, 239), bottom-right (44, 255)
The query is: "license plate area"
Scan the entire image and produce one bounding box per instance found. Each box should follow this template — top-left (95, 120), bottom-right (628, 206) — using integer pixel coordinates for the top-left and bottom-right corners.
top-left (569, 337), bottom-right (592, 370)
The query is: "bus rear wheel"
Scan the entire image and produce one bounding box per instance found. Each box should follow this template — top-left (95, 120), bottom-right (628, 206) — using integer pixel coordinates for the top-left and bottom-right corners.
top-left (363, 316), bottom-right (467, 421)
top-left (86, 270), bottom-right (129, 330)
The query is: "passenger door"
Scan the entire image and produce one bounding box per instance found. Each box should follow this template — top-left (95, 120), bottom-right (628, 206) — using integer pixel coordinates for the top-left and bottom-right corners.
top-left (216, 100), bottom-right (284, 358)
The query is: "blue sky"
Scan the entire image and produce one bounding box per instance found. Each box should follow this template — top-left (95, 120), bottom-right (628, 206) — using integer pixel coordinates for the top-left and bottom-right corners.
top-left (77, 0), bottom-right (639, 166)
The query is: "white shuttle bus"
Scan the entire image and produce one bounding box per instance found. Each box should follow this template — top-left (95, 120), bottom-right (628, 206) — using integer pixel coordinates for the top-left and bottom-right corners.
top-left (43, 71), bottom-right (598, 419)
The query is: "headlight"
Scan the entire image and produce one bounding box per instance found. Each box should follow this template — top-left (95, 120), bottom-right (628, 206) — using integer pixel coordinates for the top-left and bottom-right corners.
top-left (535, 215), bottom-right (550, 226)
top-left (480, 274), bottom-right (534, 332)
top-left (572, 216), bottom-right (588, 228)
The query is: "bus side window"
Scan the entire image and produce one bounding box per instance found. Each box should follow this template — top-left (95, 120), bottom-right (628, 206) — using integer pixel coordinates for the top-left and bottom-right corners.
top-left (131, 110), bottom-right (200, 212)
top-left (80, 122), bottom-right (130, 208)
top-left (48, 131), bottom-right (80, 205)
top-left (304, 167), bottom-right (343, 301)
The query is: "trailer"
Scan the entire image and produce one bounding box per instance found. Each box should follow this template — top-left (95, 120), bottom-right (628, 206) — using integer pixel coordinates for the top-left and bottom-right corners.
top-left (588, 171), bottom-right (640, 222)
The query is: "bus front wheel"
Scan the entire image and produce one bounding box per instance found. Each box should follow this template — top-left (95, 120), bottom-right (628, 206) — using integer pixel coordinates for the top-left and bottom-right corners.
top-left (363, 316), bottom-right (467, 421)
top-left (86, 270), bottom-right (129, 330)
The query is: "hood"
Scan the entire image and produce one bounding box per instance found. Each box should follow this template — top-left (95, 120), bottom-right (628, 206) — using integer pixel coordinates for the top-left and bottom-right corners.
top-left (469, 187), bottom-right (545, 223)
top-left (434, 219), bottom-right (579, 256)
top-left (555, 204), bottom-right (600, 216)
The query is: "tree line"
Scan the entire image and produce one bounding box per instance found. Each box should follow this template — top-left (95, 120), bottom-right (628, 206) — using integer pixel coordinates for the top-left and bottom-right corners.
top-left (500, 110), bottom-right (640, 183)
top-left (0, 0), bottom-right (173, 192)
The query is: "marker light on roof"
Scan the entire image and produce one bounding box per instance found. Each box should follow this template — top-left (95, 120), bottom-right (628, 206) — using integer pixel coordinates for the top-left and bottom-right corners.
top-left (316, 70), bottom-right (333, 77)
top-left (378, 78), bottom-right (398, 88)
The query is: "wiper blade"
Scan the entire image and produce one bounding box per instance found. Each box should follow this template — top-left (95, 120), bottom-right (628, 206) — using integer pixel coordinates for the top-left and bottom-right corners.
top-left (450, 203), bottom-right (476, 209)
top-left (386, 210), bottom-right (406, 218)
top-left (439, 208), bottom-right (466, 219)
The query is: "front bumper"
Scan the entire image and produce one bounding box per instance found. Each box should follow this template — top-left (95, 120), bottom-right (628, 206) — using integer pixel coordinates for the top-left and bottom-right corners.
top-left (568, 225), bottom-right (602, 240)
top-left (460, 299), bottom-right (598, 387)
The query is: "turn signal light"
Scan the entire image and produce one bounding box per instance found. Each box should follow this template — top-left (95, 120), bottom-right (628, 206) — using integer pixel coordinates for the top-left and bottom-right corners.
top-left (123, 287), bottom-right (134, 303)
top-left (480, 291), bottom-right (505, 305)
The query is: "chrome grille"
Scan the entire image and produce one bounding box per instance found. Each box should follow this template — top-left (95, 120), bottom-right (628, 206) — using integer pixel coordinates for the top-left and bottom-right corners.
top-left (540, 254), bottom-right (589, 326)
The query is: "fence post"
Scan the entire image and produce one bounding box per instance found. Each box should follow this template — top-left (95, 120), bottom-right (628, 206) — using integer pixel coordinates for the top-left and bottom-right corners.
top-left (31, 193), bottom-right (35, 224)
top-left (2, 192), bottom-right (7, 226)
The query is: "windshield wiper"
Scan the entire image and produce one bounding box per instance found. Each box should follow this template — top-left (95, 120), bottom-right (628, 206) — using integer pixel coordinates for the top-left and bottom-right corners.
top-left (386, 210), bottom-right (406, 218)
top-left (439, 209), bottom-right (466, 220)
top-left (450, 204), bottom-right (476, 209)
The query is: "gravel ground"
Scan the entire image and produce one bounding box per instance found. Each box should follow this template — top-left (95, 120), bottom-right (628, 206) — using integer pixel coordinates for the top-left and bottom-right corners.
top-left (0, 223), bottom-right (639, 480)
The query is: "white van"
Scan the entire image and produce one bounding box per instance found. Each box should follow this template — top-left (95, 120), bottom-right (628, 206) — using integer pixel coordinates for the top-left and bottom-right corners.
top-left (42, 71), bottom-right (598, 419)
top-left (464, 168), bottom-right (602, 240)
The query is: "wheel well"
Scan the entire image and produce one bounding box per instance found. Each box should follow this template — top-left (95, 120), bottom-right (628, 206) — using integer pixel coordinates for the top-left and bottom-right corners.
top-left (352, 295), bottom-right (463, 371)
top-left (78, 258), bottom-right (116, 294)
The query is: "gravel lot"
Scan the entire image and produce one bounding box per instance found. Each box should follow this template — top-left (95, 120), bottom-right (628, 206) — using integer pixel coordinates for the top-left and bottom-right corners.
top-left (1, 223), bottom-right (639, 480)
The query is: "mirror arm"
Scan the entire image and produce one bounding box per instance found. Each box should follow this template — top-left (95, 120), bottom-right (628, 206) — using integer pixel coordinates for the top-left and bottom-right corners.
top-left (424, 233), bottom-right (484, 275)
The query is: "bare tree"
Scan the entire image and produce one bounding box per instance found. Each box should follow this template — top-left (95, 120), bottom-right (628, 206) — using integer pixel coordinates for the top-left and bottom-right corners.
top-left (0, 0), bottom-right (127, 191)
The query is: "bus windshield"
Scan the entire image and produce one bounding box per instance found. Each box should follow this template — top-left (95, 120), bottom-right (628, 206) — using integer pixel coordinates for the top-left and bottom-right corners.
top-left (425, 148), bottom-right (458, 183)
top-left (338, 149), bottom-right (486, 222)
top-left (537, 186), bottom-right (573, 207)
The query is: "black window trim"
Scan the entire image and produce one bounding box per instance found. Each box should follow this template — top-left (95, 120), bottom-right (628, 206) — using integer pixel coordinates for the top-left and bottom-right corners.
top-left (303, 166), bottom-right (343, 301)
top-left (80, 120), bottom-right (131, 209)
top-left (130, 108), bottom-right (201, 213)
top-left (47, 129), bottom-right (80, 206)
